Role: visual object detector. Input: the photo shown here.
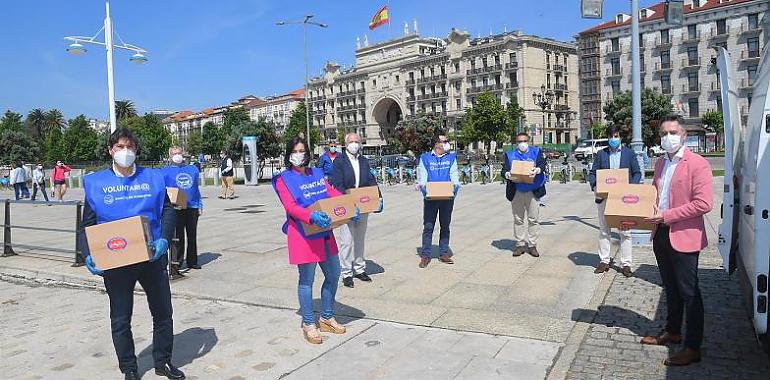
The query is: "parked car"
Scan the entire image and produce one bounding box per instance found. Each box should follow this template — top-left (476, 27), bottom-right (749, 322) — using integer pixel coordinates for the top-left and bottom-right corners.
top-left (542, 148), bottom-right (563, 160)
top-left (574, 139), bottom-right (609, 160)
top-left (648, 145), bottom-right (665, 157)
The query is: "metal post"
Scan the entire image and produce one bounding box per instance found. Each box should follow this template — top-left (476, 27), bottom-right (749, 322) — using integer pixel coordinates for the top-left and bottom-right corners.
top-left (630, 0), bottom-right (650, 245)
top-left (303, 22), bottom-right (311, 152)
top-left (3, 199), bottom-right (15, 256)
top-left (74, 201), bottom-right (84, 264)
top-left (105, 0), bottom-right (117, 133)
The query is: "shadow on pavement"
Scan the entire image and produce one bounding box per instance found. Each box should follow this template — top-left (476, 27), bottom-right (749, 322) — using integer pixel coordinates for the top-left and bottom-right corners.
top-left (137, 327), bottom-right (218, 376)
top-left (197, 252), bottom-right (222, 267)
top-left (490, 239), bottom-right (516, 252)
top-left (414, 246), bottom-right (456, 258)
top-left (302, 301), bottom-right (367, 325)
top-left (567, 251), bottom-right (601, 267)
top-left (365, 260), bottom-right (385, 275)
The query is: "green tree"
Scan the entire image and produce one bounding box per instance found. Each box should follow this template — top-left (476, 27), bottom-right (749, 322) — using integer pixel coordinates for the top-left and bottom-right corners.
top-left (503, 98), bottom-right (526, 145)
top-left (115, 100), bottom-right (138, 121)
top-left (224, 118), bottom-right (282, 176)
top-left (458, 92), bottom-right (506, 154)
top-left (701, 110), bottom-right (723, 150)
top-left (59, 115), bottom-right (98, 162)
top-left (590, 122), bottom-right (606, 139)
top-left (94, 129), bottom-right (111, 161)
top-left (0, 110), bottom-right (25, 134)
top-left (0, 130), bottom-right (41, 165)
top-left (603, 88), bottom-right (672, 147)
top-left (44, 127), bottom-right (65, 162)
top-left (123, 114), bottom-right (172, 161)
top-left (283, 102), bottom-right (321, 153)
top-left (201, 121), bottom-right (224, 155)
top-left (45, 109), bottom-right (66, 135)
top-left (392, 112), bottom-right (446, 154)
top-left (27, 108), bottom-right (47, 139)
top-left (186, 129), bottom-right (203, 155)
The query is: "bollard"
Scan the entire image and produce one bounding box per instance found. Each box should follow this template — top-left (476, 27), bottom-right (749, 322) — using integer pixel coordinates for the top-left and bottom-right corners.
top-left (3, 199), bottom-right (15, 256)
top-left (74, 201), bottom-right (84, 264)
top-left (471, 164), bottom-right (476, 183)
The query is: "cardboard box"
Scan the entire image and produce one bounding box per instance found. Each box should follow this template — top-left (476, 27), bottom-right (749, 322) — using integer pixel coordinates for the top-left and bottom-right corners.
top-left (595, 169), bottom-right (630, 199)
top-left (604, 184), bottom-right (658, 230)
top-left (346, 186), bottom-right (381, 214)
top-left (509, 160), bottom-right (535, 184)
top-left (301, 194), bottom-right (357, 235)
top-left (85, 216), bottom-right (154, 270)
top-left (426, 181), bottom-right (454, 200)
top-left (166, 187), bottom-right (187, 209)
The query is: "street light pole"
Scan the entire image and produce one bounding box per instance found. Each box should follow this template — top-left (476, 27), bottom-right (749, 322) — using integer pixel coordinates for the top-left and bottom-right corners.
top-left (104, 0), bottom-right (117, 133)
top-left (630, 0), bottom-right (644, 171)
top-left (533, 84), bottom-right (554, 144)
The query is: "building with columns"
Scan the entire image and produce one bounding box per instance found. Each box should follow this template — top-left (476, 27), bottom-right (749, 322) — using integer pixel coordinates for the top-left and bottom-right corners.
top-left (308, 26), bottom-right (579, 148)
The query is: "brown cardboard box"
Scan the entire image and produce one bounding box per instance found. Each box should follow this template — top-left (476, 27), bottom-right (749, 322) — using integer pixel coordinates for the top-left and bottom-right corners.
top-left (595, 169), bottom-right (630, 199)
top-left (509, 160), bottom-right (535, 184)
top-left (346, 186), bottom-right (381, 214)
top-left (426, 181), bottom-right (454, 200)
top-left (85, 216), bottom-right (154, 270)
top-left (604, 184), bottom-right (658, 230)
top-left (301, 194), bottom-right (358, 235)
top-left (166, 187), bottom-right (187, 209)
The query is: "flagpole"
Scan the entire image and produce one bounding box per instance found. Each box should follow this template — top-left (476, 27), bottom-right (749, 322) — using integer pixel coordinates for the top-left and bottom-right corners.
top-left (387, 0), bottom-right (391, 38)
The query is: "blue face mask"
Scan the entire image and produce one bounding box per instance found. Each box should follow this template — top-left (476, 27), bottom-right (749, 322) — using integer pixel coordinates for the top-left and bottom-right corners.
top-left (329, 147), bottom-right (337, 153)
top-left (608, 138), bottom-right (621, 149)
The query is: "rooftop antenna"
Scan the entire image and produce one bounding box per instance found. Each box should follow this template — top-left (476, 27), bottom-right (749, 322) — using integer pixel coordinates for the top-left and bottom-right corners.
top-left (404, 22), bottom-right (409, 36)
top-left (413, 19), bottom-right (419, 35)
top-left (356, 36), bottom-right (361, 49)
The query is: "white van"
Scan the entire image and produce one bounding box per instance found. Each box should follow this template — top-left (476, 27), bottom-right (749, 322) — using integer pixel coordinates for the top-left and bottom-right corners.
top-left (716, 45), bottom-right (769, 350)
top-left (573, 139), bottom-right (608, 160)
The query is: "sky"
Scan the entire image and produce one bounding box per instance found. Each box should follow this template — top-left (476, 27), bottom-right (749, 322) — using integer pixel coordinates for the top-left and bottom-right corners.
top-left (0, 0), bottom-right (647, 121)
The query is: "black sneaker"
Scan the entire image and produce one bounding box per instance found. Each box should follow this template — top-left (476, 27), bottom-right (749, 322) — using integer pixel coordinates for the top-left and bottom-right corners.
top-left (342, 276), bottom-right (354, 288)
top-left (354, 273), bottom-right (372, 282)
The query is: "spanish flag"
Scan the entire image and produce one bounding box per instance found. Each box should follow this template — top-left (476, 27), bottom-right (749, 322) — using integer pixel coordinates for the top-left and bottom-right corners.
top-left (368, 6), bottom-right (389, 30)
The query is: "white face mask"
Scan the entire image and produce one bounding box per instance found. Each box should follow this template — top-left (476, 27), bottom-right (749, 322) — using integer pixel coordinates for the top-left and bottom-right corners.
top-left (113, 148), bottom-right (136, 168)
top-left (661, 134), bottom-right (682, 154)
top-left (346, 142), bottom-right (361, 155)
top-left (517, 142), bottom-right (529, 152)
top-left (171, 154), bottom-right (184, 164)
top-left (289, 152), bottom-right (306, 167)
top-left (443, 142), bottom-right (451, 151)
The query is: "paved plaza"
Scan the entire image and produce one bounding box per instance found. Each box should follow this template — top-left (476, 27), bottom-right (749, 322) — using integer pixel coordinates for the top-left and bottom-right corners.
top-left (1, 178), bottom-right (768, 379)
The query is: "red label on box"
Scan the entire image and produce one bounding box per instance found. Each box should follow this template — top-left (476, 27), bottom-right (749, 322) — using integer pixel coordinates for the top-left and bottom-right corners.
top-left (621, 220), bottom-right (638, 227)
top-left (106, 237), bottom-right (128, 252)
top-left (333, 206), bottom-right (347, 217)
top-left (621, 195), bottom-right (640, 204)
top-left (605, 177), bottom-right (618, 184)
top-left (359, 196), bottom-right (372, 203)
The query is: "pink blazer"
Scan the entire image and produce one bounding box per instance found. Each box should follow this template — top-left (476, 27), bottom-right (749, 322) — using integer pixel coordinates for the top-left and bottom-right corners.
top-left (274, 170), bottom-right (341, 265)
top-left (651, 148), bottom-right (713, 252)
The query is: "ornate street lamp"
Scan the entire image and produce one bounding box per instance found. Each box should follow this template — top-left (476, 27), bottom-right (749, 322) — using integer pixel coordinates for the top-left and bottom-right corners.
top-left (533, 84), bottom-right (554, 143)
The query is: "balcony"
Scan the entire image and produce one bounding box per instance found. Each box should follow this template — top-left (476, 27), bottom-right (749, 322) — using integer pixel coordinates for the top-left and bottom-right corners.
top-left (466, 67), bottom-right (485, 76)
top-left (740, 49), bottom-right (761, 62)
top-left (552, 64), bottom-right (567, 72)
top-left (739, 21), bottom-right (762, 35)
top-left (681, 57), bottom-right (701, 70)
top-left (681, 32), bottom-right (701, 45)
top-left (467, 84), bottom-right (504, 94)
top-left (710, 27), bottom-right (730, 39)
top-left (653, 61), bottom-right (673, 72)
top-left (505, 62), bottom-right (519, 70)
top-left (417, 91), bottom-right (449, 100)
top-left (709, 81), bottom-right (721, 93)
top-left (661, 86), bottom-right (672, 95)
top-left (416, 74), bottom-right (448, 84)
top-left (553, 83), bottom-right (568, 92)
top-left (654, 37), bottom-right (672, 47)
top-left (681, 83), bottom-right (701, 95)
top-left (505, 82), bottom-right (519, 89)
top-left (406, 79), bottom-right (416, 85)
top-left (554, 104), bottom-right (571, 112)
top-left (484, 64), bottom-right (503, 73)
top-left (739, 77), bottom-right (755, 90)
top-left (605, 68), bottom-right (623, 77)
top-left (605, 46), bottom-right (621, 55)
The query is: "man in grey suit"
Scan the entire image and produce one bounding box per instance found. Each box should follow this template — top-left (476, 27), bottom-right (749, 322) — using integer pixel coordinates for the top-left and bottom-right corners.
top-left (588, 126), bottom-right (642, 277)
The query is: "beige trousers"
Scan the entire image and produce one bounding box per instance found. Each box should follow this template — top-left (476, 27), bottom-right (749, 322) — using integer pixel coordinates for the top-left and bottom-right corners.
top-left (511, 191), bottom-right (540, 247)
top-left (220, 176), bottom-right (234, 198)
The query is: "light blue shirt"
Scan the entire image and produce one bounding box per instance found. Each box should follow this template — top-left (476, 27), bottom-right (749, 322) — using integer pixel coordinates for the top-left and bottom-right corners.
top-left (658, 148), bottom-right (684, 212)
top-left (609, 148), bottom-right (621, 170)
top-left (417, 152), bottom-right (460, 186)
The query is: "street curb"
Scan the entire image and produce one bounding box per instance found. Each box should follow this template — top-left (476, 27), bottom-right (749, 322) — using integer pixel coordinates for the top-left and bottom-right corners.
top-left (545, 268), bottom-right (617, 380)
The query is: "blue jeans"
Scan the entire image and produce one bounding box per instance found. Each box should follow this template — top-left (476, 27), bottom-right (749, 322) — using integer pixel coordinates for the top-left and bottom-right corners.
top-left (13, 183), bottom-right (29, 200)
top-left (297, 240), bottom-right (340, 325)
top-left (421, 199), bottom-right (455, 257)
top-left (32, 182), bottom-right (49, 201)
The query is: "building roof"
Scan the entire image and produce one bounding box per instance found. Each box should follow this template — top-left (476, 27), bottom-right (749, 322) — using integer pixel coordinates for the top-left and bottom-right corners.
top-left (170, 111), bottom-right (193, 121)
top-left (578, 0), bottom-right (755, 35)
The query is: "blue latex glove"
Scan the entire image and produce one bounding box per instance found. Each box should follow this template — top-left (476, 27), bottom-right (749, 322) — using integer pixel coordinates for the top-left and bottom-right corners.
top-left (453, 184), bottom-right (460, 196)
top-left (420, 186), bottom-right (427, 198)
top-left (375, 198), bottom-right (384, 213)
top-left (351, 207), bottom-right (361, 222)
top-left (85, 255), bottom-right (104, 276)
top-left (310, 211), bottom-right (331, 228)
top-left (150, 238), bottom-right (169, 262)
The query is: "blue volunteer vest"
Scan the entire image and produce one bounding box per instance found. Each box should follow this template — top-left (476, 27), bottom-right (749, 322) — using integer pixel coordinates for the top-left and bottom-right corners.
top-left (507, 147), bottom-right (546, 192)
top-left (83, 166), bottom-right (166, 241)
top-left (162, 164), bottom-right (202, 209)
top-left (421, 152), bottom-right (456, 182)
top-left (271, 167), bottom-right (330, 240)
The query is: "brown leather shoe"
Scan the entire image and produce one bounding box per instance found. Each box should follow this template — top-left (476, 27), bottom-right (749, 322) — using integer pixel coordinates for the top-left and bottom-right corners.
top-left (664, 347), bottom-right (701, 366)
top-left (512, 246), bottom-right (527, 257)
top-left (438, 254), bottom-right (454, 264)
top-left (318, 317), bottom-right (346, 334)
top-left (419, 257), bottom-right (431, 268)
top-left (594, 262), bottom-right (610, 274)
top-left (528, 246), bottom-right (540, 257)
top-left (640, 332), bottom-right (682, 346)
top-left (621, 266), bottom-right (634, 277)
top-left (302, 323), bottom-right (323, 344)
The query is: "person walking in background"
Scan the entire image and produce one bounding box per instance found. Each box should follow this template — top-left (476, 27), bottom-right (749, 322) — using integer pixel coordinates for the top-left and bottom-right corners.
top-left (272, 137), bottom-right (357, 344)
top-left (589, 126), bottom-right (642, 277)
top-left (330, 133), bottom-right (383, 288)
top-left (31, 163), bottom-right (50, 202)
top-left (51, 160), bottom-right (71, 201)
top-left (218, 150), bottom-right (235, 199)
top-left (641, 115), bottom-right (713, 366)
top-left (10, 162), bottom-right (29, 200)
top-left (502, 132), bottom-right (547, 257)
top-left (317, 141), bottom-right (338, 178)
top-left (417, 135), bottom-right (460, 268)
top-left (163, 146), bottom-right (203, 276)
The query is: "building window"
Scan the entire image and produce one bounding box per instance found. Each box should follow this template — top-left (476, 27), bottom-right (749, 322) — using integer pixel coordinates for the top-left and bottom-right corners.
top-left (687, 24), bottom-right (697, 39)
top-left (716, 19), bottom-right (726, 35)
top-left (482, 57), bottom-right (488, 68)
top-left (611, 80), bottom-right (620, 95)
top-left (687, 46), bottom-right (698, 64)
top-left (441, 83), bottom-right (446, 93)
top-left (456, 99), bottom-right (461, 110)
top-left (688, 71), bottom-right (699, 91)
top-left (509, 52), bottom-right (517, 63)
top-left (409, 72), bottom-right (414, 80)
top-left (748, 37), bottom-right (760, 58)
top-left (610, 57), bottom-right (620, 75)
top-left (454, 81), bottom-right (461, 91)
top-left (714, 41), bottom-right (727, 50)
top-left (509, 73), bottom-right (517, 85)
top-left (494, 55), bottom-right (500, 65)
top-left (441, 66), bottom-right (446, 75)
top-left (661, 74), bottom-right (671, 94)
top-left (660, 50), bottom-right (670, 69)
top-left (454, 62), bottom-right (460, 72)
top-left (749, 13), bottom-right (759, 29)
top-left (373, 79), bottom-right (377, 86)
top-left (688, 98), bottom-right (699, 117)
top-left (748, 64), bottom-right (758, 86)
top-left (660, 29), bottom-right (669, 44)
top-left (394, 76), bottom-right (399, 83)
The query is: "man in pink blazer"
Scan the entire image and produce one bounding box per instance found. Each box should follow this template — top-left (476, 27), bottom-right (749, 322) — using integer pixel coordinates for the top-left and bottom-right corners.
top-left (641, 115), bottom-right (713, 366)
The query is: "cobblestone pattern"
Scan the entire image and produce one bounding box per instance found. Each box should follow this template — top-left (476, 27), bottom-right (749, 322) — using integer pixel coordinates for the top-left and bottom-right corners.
top-left (565, 246), bottom-right (770, 380)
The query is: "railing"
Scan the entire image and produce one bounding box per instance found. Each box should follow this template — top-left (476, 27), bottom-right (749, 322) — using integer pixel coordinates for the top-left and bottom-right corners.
top-left (605, 68), bottom-right (623, 76)
top-left (605, 46), bottom-right (621, 54)
top-left (711, 27), bottom-right (730, 38)
top-left (552, 64), bottom-right (566, 72)
top-left (681, 32), bottom-right (700, 44)
top-left (740, 49), bottom-right (761, 60)
top-left (654, 62), bottom-right (672, 71)
top-left (654, 37), bottom-right (671, 46)
top-left (740, 77), bottom-right (755, 89)
top-left (681, 57), bottom-right (700, 68)
top-left (505, 62), bottom-right (519, 70)
top-left (710, 81), bottom-right (721, 92)
top-left (681, 83), bottom-right (702, 93)
top-left (554, 83), bottom-right (568, 91)
top-left (2, 199), bottom-right (84, 264)
top-left (505, 82), bottom-right (519, 89)
top-left (740, 21), bottom-right (762, 34)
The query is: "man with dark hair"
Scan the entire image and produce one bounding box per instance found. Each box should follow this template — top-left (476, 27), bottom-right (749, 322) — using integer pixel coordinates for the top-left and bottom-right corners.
top-left (589, 125), bottom-right (642, 277)
top-left (502, 132), bottom-right (547, 257)
top-left (77, 127), bottom-right (185, 380)
top-left (218, 149), bottom-right (235, 199)
top-left (317, 141), bottom-right (338, 177)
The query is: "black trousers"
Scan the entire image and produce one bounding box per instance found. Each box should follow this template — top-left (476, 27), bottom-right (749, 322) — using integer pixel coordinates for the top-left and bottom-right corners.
top-left (174, 208), bottom-right (199, 266)
top-left (103, 259), bottom-right (174, 373)
top-left (652, 225), bottom-right (704, 350)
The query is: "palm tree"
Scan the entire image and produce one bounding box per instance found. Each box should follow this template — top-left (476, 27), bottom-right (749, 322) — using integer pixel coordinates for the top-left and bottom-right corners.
top-left (27, 108), bottom-right (47, 138)
top-left (115, 100), bottom-right (137, 120)
top-left (45, 109), bottom-right (67, 135)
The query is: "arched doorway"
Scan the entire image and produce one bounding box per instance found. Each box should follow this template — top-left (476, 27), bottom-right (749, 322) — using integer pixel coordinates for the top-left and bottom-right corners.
top-left (372, 97), bottom-right (403, 143)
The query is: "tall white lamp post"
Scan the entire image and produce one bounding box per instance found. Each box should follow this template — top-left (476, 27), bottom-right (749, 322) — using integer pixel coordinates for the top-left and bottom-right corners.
top-left (65, 0), bottom-right (148, 133)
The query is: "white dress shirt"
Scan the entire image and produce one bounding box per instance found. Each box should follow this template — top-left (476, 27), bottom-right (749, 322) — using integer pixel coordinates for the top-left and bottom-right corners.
top-left (346, 150), bottom-right (361, 188)
top-left (658, 148), bottom-right (685, 212)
